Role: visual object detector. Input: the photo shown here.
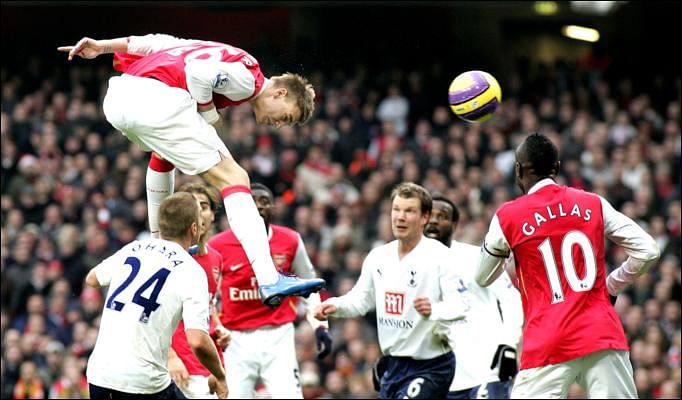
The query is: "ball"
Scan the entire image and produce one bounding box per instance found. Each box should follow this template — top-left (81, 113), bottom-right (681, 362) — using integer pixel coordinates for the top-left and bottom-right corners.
top-left (448, 70), bottom-right (502, 123)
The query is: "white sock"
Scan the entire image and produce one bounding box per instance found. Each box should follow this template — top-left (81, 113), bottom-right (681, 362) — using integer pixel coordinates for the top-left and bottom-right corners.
top-left (222, 186), bottom-right (279, 285)
top-left (146, 155), bottom-right (175, 239)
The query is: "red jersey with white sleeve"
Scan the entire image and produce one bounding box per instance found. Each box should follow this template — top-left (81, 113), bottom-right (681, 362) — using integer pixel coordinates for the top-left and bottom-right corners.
top-left (477, 179), bottom-right (659, 370)
top-left (112, 34), bottom-right (266, 109)
top-left (170, 245), bottom-right (224, 376)
top-left (209, 224), bottom-right (322, 330)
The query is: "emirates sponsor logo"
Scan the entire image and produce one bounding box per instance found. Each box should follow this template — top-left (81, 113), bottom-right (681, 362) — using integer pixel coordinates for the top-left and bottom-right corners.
top-left (228, 287), bottom-right (261, 301)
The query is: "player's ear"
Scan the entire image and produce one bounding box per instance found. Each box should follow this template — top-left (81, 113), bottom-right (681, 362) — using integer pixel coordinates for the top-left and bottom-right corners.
top-left (515, 161), bottom-right (522, 179)
top-left (274, 87), bottom-right (288, 99)
top-left (553, 161), bottom-right (561, 176)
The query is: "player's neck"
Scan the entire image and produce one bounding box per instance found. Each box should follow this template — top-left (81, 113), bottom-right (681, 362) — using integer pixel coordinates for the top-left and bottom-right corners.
top-left (398, 235), bottom-right (422, 259)
top-left (196, 242), bottom-right (208, 256)
top-left (161, 235), bottom-right (193, 252)
top-left (249, 80), bottom-right (272, 108)
top-left (525, 175), bottom-right (556, 193)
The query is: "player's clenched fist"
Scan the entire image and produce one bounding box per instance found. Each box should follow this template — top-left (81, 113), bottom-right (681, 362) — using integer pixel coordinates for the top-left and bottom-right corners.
top-left (413, 296), bottom-right (432, 317)
top-left (314, 302), bottom-right (337, 321)
top-left (213, 324), bottom-right (232, 349)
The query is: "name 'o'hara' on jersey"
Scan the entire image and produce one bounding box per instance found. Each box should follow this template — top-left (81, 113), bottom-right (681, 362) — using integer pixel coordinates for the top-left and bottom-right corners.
top-left (446, 240), bottom-right (524, 392)
top-left (111, 34), bottom-right (267, 109)
top-left (479, 179), bottom-right (659, 370)
top-left (86, 238), bottom-right (210, 394)
top-left (209, 224), bottom-right (327, 331)
top-left (326, 236), bottom-right (470, 360)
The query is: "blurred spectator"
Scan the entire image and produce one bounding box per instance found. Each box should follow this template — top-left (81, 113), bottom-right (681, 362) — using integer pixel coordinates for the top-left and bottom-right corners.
top-left (13, 360), bottom-right (45, 399)
top-left (1, 28), bottom-right (679, 398)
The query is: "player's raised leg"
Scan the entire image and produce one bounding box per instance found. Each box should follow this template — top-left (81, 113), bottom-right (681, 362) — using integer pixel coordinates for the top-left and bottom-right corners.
top-left (146, 152), bottom-right (175, 239)
top-left (201, 157), bottom-right (324, 308)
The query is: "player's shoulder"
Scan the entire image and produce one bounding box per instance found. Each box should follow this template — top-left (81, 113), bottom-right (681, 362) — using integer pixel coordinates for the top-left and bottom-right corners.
top-left (203, 244), bottom-right (223, 262)
top-left (564, 185), bottom-right (602, 202)
top-left (207, 230), bottom-right (239, 247)
top-left (450, 239), bottom-right (480, 256)
top-left (420, 236), bottom-right (451, 253)
top-left (204, 243), bottom-right (220, 255)
top-left (271, 224), bottom-right (300, 242)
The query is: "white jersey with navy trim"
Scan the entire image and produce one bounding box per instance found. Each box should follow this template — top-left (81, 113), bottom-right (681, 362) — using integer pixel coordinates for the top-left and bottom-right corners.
top-left (326, 236), bottom-right (469, 360)
top-left (86, 238), bottom-right (210, 394)
top-left (446, 240), bottom-right (523, 391)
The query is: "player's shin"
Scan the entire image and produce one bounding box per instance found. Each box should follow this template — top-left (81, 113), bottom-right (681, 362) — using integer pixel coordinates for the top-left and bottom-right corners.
top-left (146, 154), bottom-right (175, 238)
top-left (221, 185), bottom-right (279, 285)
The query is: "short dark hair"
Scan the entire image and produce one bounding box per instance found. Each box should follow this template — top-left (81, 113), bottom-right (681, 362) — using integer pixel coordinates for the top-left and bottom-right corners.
top-left (250, 182), bottom-right (274, 201)
top-left (176, 182), bottom-right (220, 212)
top-left (431, 194), bottom-right (459, 224)
top-left (521, 132), bottom-right (559, 177)
top-left (158, 192), bottom-right (199, 239)
top-left (390, 182), bottom-right (432, 215)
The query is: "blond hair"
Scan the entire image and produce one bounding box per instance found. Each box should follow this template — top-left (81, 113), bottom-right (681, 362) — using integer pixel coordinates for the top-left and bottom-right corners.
top-left (158, 192), bottom-right (199, 240)
top-left (272, 72), bottom-right (315, 125)
top-left (390, 182), bottom-right (433, 215)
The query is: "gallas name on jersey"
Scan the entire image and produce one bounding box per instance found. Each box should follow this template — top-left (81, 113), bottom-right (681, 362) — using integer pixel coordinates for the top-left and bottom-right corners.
top-left (520, 202), bottom-right (593, 236)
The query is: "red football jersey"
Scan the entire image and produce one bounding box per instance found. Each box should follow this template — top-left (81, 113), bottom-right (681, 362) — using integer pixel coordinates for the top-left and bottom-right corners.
top-left (496, 184), bottom-right (628, 369)
top-left (208, 225), bottom-right (300, 330)
top-left (170, 245), bottom-right (224, 376)
top-left (113, 41), bottom-right (265, 109)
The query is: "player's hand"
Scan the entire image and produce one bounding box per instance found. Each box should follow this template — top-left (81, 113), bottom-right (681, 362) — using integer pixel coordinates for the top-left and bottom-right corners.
top-left (208, 374), bottom-right (228, 399)
top-left (314, 303), bottom-right (337, 321)
top-left (413, 296), bottom-right (432, 317)
top-left (57, 37), bottom-right (103, 61)
top-left (490, 344), bottom-right (518, 381)
top-left (315, 326), bottom-right (333, 360)
top-left (213, 325), bottom-right (232, 349)
top-left (168, 355), bottom-right (190, 389)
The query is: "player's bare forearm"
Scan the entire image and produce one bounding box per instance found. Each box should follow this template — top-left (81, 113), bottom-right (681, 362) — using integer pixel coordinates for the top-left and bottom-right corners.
top-left (211, 306), bottom-right (231, 348)
top-left (187, 329), bottom-right (226, 380)
top-left (58, 37), bottom-right (128, 61)
top-left (197, 103), bottom-right (228, 137)
top-left (212, 118), bottom-right (229, 139)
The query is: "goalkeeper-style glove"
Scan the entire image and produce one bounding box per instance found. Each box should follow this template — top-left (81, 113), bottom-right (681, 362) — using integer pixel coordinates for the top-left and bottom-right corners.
top-left (315, 326), bottom-right (333, 360)
top-left (490, 344), bottom-right (518, 382)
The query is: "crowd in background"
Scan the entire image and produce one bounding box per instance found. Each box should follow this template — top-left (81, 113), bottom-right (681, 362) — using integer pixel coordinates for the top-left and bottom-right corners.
top-left (1, 50), bottom-right (680, 399)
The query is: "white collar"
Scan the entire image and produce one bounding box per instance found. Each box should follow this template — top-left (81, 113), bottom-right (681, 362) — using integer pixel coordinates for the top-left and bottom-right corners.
top-left (254, 78), bottom-right (270, 98)
top-left (527, 178), bottom-right (557, 194)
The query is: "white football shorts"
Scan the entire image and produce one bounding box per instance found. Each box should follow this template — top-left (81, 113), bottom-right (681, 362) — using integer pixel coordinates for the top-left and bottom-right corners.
top-left (224, 322), bottom-right (302, 399)
top-left (103, 74), bottom-right (231, 175)
top-left (511, 349), bottom-right (637, 399)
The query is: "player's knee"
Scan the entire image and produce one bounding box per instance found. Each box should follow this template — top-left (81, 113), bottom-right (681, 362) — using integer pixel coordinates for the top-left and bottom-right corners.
top-left (202, 158), bottom-right (250, 188)
top-left (230, 165), bottom-right (250, 187)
